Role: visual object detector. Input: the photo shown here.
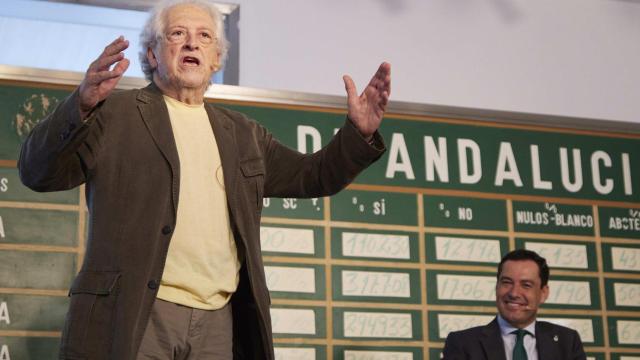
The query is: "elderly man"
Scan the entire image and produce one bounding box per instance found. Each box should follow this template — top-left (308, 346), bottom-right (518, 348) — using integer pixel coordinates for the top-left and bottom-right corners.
top-left (442, 249), bottom-right (586, 360)
top-left (18, 0), bottom-right (390, 359)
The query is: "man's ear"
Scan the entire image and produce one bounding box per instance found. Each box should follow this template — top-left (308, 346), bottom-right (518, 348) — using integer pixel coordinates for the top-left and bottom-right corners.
top-left (540, 285), bottom-right (550, 304)
top-left (215, 49), bottom-right (225, 70)
top-left (213, 54), bottom-right (221, 72)
top-left (147, 47), bottom-right (158, 69)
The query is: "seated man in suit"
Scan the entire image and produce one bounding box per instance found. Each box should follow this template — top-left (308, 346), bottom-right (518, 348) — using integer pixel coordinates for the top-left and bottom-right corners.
top-left (442, 249), bottom-right (586, 360)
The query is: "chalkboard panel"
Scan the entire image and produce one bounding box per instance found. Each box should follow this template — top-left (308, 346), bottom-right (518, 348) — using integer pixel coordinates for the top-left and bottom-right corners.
top-left (512, 201), bottom-right (595, 236)
top-left (586, 354), bottom-right (606, 360)
top-left (538, 315), bottom-right (604, 346)
top-left (544, 276), bottom-right (600, 309)
top-left (609, 317), bottom-right (640, 347)
top-left (262, 197), bottom-right (324, 220)
top-left (265, 263), bottom-right (326, 300)
top-left (0, 208), bottom-right (78, 246)
top-left (606, 279), bottom-right (640, 311)
top-left (603, 243), bottom-right (640, 273)
top-left (0, 295), bottom-right (67, 331)
top-left (0, 337), bottom-right (60, 360)
top-left (518, 238), bottom-right (597, 271)
top-left (600, 206), bottom-right (640, 239)
top-left (270, 305), bottom-right (327, 338)
top-left (333, 345), bottom-right (423, 360)
top-left (332, 265), bottom-right (421, 304)
top-left (0, 85), bottom-right (68, 160)
top-left (425, 233), bottom-right (508, 265)
top-left (427, 311), bottom-right (495, 341)
top-left (0, 168), bottom-right (78, 205)
top-left (426, 270), bottom-right (496, 305)
top-left (0, 251), bottom-right (75, 289)
top-left (333, 308), bottom-right (422, 341)
top-left (424, 195), bottom-right (507, 230)
top-left (331, 228), bottom-right (419, 263)
top-left (331, 190), bottom-right (418, 226)
top-left (275, 344), bottom-right (326, 360)
top-left (260, 224), bottom-right (324, 258)
top-left (611, 354), bottom-right (640, 360)
top-left (1, 71), bottom-right (639, 358)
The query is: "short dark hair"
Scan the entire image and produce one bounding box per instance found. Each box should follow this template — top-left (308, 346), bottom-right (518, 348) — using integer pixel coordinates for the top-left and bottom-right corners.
top-left (497, 249), bottom-right (550, 287)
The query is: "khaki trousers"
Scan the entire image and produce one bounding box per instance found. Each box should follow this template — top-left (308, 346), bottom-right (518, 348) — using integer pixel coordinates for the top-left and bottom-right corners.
top-left (136, 299), bottom-right (233, 360)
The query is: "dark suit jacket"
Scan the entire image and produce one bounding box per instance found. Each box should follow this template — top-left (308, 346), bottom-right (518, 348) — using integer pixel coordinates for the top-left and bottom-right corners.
top-left (442, 318), bottom-right (586, 360)
top-left (18, 83), bottom-right (385, 360)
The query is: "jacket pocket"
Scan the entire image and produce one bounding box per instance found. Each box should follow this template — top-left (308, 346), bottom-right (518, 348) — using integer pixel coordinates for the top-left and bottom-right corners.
top-left (59, 270), bottom-right (121, 360)
top-left (240, 158), bottom-right (265, 212)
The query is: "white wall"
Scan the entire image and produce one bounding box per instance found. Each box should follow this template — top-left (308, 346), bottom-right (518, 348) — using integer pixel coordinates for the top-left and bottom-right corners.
top-left (234, 0), bottom-right (640, 123)
top-left (2, 0), bottom-right (639, 124)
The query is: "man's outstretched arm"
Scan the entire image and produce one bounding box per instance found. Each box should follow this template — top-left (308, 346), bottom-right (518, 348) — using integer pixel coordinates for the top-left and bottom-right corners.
top-left (18, 36), bottom-right (129, 191)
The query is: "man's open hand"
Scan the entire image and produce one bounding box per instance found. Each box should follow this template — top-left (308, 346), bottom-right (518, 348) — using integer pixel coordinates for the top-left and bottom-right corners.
top-left (343, 62), bottom-right (391, 141)
top-left (78, 36), bottom-right (130, 119)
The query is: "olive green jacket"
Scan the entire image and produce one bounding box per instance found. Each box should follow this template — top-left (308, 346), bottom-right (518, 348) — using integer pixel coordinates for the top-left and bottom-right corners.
top-left (18, 83), bottom-right (385, 360)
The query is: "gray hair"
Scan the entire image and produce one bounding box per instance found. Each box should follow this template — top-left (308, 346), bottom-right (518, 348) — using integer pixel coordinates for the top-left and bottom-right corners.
top-left (138, 0), bottom-right (230, 81)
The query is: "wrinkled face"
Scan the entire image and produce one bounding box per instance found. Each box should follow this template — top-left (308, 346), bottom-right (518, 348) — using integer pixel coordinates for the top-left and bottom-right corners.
top-left (147, 4), bottom-right (220, 91)
top-left (496, 259), bottom-right (549, 328)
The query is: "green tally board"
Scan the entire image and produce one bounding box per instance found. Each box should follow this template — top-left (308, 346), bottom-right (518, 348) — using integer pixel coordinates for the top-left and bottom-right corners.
top-left (0, 79), bottom-right (639, 359)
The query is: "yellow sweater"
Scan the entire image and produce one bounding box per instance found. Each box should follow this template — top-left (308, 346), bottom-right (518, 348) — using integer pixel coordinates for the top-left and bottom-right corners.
top-left (156, 95), bottom-right (240, 310)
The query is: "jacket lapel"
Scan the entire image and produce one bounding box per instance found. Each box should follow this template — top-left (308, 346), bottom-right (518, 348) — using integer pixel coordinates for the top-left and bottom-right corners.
top-left (480, 318), bottom-right (507, 360)
top-left (137, 84), bottom-right (181, 214)
top-left (205, 104), bottom-right (239, 216)
top-left (135, 87), bottom-right (239, 234)
top-left (536, 321), bottom-right (560, 359)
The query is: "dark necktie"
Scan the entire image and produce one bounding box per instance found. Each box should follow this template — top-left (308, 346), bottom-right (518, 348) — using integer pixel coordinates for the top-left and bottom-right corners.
top-left (512, 329), bottom-right (528, 360)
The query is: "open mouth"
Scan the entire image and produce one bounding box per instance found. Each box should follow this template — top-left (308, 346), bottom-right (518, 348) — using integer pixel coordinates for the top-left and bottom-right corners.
top-left (182, 56), bottom-right (200, 66)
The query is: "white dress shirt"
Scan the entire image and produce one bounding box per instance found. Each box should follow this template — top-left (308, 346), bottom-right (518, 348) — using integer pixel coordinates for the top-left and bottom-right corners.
top-left (497, 315), bottom-right (538, 360)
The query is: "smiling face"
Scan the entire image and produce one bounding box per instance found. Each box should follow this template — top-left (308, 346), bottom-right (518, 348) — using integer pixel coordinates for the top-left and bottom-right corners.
top-left (496, 259), bottom-right (549, 328)
top-left (147, 4), bottom-right (220, 95)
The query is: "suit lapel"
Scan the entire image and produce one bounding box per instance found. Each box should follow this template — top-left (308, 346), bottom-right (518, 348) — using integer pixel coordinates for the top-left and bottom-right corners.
top-left (205, 104), bottom-right (239, 215)
top-left (137, 84), bottom-right (181, 214)
top-left (536, 321), bottom-right (560, 359)
top-left (480, 318), bottom-right (507, 360)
